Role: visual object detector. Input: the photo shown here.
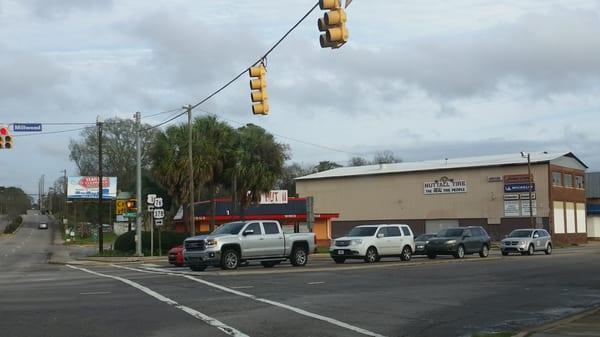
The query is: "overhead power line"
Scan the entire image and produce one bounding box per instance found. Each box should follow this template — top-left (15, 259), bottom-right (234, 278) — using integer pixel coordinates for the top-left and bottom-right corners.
top-left (143, 2), bottom-right (321, 131)
top-left (12, 126), bottom-right (91, 137)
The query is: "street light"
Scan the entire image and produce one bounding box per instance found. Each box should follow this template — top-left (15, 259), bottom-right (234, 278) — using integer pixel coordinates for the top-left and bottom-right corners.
top-left (521, 152), bottom-right (534, 229)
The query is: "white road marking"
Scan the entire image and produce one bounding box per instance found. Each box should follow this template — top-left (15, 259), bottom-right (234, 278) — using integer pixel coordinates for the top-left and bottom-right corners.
top-left (307, 282), bottom-right (325, 285)
top-left (67, 265), bottom-right (250, 337)
top-left (114, 265), bottom-right (387, 337)
top-left (80, 291), bottom-right (112, 295)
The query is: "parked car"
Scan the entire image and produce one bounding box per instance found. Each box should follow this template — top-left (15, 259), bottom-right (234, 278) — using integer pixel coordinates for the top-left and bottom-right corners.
top-left (426, 226), bottom-right (491, 259)
top-left (330, 224), bottom-right (415, 264)
top-left (38, 222), bottom-right (48, 229)
top-left (168, 245), bottom-right (184, 267)
top-left (414, 233), bottom-right (436, 255)
top-left (183, 220), bottom-right (316, 271)
top-left (500, 229), bottom-right (552, 256)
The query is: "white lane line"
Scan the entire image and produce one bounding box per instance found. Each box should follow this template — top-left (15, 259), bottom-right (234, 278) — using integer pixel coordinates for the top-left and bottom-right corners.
top-left (307, 282), bottom-right (325, 285)
top-left (67, 265), bottom-right (249, 337)
top-left (114, 265), bottom-right (386, 337)
top-left (80, 291), bottom-right (112, 295)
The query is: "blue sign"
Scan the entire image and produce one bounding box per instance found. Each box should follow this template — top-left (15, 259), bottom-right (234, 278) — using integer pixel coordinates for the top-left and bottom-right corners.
top-left (504, 183), bottom-right (535, 193)
top-left (13, 123), bottom-right (42, 132)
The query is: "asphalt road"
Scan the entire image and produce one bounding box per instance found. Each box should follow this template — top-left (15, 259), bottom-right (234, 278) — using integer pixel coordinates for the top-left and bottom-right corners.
top-left (1, 220), bottom-right (600, 337)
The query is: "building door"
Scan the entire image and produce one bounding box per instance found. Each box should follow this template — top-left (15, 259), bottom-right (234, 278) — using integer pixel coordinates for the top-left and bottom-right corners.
top-left (425, 219), bottom-right (459, 234)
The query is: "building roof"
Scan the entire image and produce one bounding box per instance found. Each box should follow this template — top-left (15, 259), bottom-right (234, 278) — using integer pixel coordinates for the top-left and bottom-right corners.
top-left (587, 172), bottom-right (600, 198)
top-left (296, 152), bottom-right (587, 181)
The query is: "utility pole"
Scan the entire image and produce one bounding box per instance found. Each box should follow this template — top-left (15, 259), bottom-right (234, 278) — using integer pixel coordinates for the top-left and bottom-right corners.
top-left (135, 111), bottom-right (143, 256)
top-left (62, 169), bottom-right (67, 225)
top-left (97, 116), bottom-right (104, 254)
top-left (521, 152), bottom-right (534, 229)
top-left (186, 105), bottom-right (195, 236)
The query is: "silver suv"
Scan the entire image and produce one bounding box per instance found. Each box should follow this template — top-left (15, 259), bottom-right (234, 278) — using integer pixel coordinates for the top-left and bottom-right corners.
top-left (500, 229), bottom-right (552, 256)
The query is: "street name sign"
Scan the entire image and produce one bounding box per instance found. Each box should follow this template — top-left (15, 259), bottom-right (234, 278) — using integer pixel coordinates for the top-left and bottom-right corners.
top-left (13, 123), bottom-right (42, 132)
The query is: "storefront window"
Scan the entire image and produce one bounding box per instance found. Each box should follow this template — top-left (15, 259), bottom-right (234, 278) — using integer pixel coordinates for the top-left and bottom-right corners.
top-left (552, 171), bottom-right (562, 186)
top-left (575, 176), bottom-right (584, 189)
top-left (564, 174), bottom-right (573, 188)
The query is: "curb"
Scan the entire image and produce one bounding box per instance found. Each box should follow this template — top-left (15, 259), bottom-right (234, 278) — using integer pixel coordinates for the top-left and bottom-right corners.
top-left (514, 306), bottom-right (600, 337)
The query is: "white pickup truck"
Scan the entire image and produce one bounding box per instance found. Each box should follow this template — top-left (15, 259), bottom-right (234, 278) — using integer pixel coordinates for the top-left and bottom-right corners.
top-left (183, 220), bottom-right (316, 271)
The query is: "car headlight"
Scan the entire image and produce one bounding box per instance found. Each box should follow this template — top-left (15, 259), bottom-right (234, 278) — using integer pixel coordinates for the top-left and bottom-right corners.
top-left (519, 241), bottom-right (526, 245)
top-left (425, 240), bottom-right (429, 244)
top-left (206, 239), bottom-right (218, 246)
top-left (446, 240), bottom-right (457, 245)
top-left (350, 239), bottom-right (363, 245)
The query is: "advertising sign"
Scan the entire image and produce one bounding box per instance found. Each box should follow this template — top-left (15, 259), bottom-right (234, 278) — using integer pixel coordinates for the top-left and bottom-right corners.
top-left (424, 178), bottom-right (467, 195)
top-left (504, 174), bottom-right (532, 184)
top-left (504, 183), bottom-right (535, 193)
top-left (67, 176), bottom-right (117, 199)
top-left (260, 190), bottom-right (289, 204)
top-left (521, 199), bottom-right (537, 216)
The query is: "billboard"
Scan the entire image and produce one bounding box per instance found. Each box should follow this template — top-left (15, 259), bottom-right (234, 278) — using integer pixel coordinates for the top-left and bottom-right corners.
top-left (260, 190), bottom-right (288, 204)
top-left (67, 176), bottom-right (117, 199)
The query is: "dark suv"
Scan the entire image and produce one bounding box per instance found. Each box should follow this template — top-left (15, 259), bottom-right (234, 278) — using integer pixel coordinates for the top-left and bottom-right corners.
top-left (426, 226), bottom-right (491, 259)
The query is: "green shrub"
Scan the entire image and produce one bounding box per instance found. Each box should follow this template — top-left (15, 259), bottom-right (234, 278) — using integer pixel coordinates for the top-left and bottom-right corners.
top-left (3, 216), bottom-right (23, 234)
top-left (114, 230), bottom-right (193, 254)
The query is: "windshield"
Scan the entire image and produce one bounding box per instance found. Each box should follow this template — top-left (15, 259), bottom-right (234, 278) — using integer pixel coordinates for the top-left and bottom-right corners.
top-left (508, 230), bottom-right (533, 238)
top-left (211, 222), bottom-right (246, 235)
top-left (347, 226), bottom-right (377, 237)
top-left (416, 234), bottom-right (435, 241)
top-left (437, 228), bottom-right (464, 237)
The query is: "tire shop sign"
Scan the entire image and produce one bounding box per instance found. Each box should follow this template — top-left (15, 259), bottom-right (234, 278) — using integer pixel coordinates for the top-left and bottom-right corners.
top-left (424, 177), bottom-right (467, 195)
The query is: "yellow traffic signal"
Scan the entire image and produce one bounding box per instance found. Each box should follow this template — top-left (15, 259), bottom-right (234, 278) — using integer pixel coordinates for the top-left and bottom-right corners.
top-left (249, 64), bottom-right (269, 115)
top-left (318, 0), bottom-right (348, 49)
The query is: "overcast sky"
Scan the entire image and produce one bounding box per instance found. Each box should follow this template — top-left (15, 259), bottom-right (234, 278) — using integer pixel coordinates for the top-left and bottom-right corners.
top-left (1, 0), bottom-right (599, 197)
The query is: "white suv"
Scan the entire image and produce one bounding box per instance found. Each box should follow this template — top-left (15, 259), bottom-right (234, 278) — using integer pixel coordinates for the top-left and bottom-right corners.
top-left (330, 224), bottom-right (415, 264)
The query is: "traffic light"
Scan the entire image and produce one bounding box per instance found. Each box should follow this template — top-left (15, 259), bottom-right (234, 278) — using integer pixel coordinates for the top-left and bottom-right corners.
top-left (126, 199), bottom-right (137, 212)
top-left (0, 125), bottom-right (12, 149)
top-left (249, 63), bottom-right (269, 115)
top-left (318, 0), bottom-right (349, 49)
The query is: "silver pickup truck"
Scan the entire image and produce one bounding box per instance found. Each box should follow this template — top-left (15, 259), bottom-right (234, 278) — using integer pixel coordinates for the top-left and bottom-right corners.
top-left (183, 220), bottom-right (316, 271)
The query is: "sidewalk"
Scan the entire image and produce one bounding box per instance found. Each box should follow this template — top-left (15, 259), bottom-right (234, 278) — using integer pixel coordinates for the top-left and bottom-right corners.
top-left (516, 307), bottom-right (600, 337)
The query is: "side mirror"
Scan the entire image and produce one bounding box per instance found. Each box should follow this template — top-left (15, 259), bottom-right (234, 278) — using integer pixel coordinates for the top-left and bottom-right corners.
top-left (533, 234), bottom-right (539, 239)
top-left (377, 233), bottom-right (384, 238)
top-left (243, 229), bottom-right (254, 236)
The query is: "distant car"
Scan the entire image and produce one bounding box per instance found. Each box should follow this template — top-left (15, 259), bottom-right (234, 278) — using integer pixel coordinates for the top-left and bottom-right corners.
top-left (414, 234), bottom-right (436, 255)
top-left (426, 226), bottom-right (491, 259)
top-left (168, 245), bottom-right (184, 267)
top-left (38, 223), bottom-right (48, 230)
top-left (500, 229), bottom-right (552, 256)
top-left (330, 224), bottom-right (415, 264)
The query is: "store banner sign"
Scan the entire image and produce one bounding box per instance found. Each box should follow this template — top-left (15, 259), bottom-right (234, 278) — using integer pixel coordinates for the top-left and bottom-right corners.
top-left (521, 199), bottom-right (537, 216)
top-left (504, 183), bottom-right (535, 193)
top-left (424, 178), bottom-right (467, 195)
top-left (260, 190), bottom-right (289, 204)
top-left (67, 176), bottom-right (117, 199)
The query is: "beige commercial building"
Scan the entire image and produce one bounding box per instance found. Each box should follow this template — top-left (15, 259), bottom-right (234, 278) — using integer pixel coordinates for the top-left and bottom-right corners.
top-left (296, 152), bottom-right (588, 244)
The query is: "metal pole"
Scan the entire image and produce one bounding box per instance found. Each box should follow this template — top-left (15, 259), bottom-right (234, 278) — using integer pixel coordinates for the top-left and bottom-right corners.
top-left (150, 212), bottom-right (154, 256)
top-left (527, 153), bottom-right (534, 228)
top-left (135, 111), bottom-right (143, 256)
top-left (186, 105), bottom-right (195, 236)
top-left (97, 117), bottom-right (104, 254)
top-left (63, 169), bottom-right (67, 225)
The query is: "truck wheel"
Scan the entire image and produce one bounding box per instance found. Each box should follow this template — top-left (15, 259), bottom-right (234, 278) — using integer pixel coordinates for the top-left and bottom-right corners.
top-left (221, 249), bottom-right (240, 270)
top-left (190, 264), bottom-right (207, 272)
top-left (261, 261), bottom-right (278, 268)
top-left (400, 246), bottom-right (412, 261)
top-left (333, 257), bottom-right (345, 264)
top-left (290, 246), bottom-right (308, 266)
